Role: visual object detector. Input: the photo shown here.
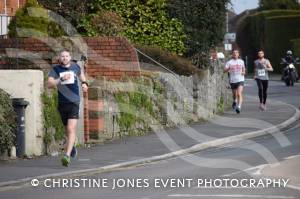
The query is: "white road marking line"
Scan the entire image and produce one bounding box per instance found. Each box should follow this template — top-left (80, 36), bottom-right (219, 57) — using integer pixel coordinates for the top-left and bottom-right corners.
top-left (286, 184), bottom-right (300, 191)
top-left (284, 155), bottom-right (300, 160)
top-left (222, 172), bottom-right (241, 177)
top-left (168, 194), bottom-right (295, 198)
top-left (225, 163), bottom-right (300, 192)
top-left (222, 164), bottom-right (268, 177)
top-left (78, 159), bottom-right (91, 161)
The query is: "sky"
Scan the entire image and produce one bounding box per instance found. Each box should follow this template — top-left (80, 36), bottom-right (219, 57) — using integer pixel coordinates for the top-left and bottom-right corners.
top-left (231, 0), bottom-right (259, 14)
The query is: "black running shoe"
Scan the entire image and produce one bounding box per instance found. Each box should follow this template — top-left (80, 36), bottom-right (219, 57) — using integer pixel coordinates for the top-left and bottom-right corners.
top-left (232, 102), bottom-right (237, 110)
top-left (70, 146), bottom-right (77, 158)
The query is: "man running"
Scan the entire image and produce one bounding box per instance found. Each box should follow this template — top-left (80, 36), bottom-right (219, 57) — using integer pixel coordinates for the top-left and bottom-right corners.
top-left (47, 50), bottom-right (88, 167)
top-left (254, 50), bottom-right (273, 111)
top-left (224, 49), bottom-right (246, 114)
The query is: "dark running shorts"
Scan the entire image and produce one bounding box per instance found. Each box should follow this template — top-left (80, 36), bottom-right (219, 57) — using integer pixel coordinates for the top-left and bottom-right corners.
top-left (58, 103), bottom-right (80, 126)
top-left (230, 81), bottom-right (244, 90)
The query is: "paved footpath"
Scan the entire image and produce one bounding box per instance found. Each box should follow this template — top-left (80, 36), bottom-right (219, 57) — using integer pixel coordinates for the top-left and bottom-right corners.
top-left (0, 80), bottom-right (299, 187)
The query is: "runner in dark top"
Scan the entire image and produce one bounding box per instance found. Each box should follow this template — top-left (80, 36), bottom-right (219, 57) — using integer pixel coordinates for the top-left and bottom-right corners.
top-left (47, 50), bottom-right (88, 167)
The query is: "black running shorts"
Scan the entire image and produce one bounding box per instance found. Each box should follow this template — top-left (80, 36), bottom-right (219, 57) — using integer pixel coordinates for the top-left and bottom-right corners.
top-left (230, 81), bottom-right (244, 90)
top-left (58, 103), bottom-right (80, 126)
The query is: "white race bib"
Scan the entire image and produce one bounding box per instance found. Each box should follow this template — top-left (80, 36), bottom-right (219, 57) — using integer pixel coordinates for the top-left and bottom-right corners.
top-left (60, 71), bottom-right (75, 85)
top-left (258, 69), bottom-right (266, 77)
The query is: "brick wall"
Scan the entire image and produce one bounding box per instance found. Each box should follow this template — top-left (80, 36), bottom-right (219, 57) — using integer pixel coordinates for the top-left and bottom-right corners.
top-left (85, 37), bottom-right (140, 80)
top-left (0, 36), bottom-right (141, 143)
top-left (0, 38), bottom-right (54, 69)
top-left (0, 37), bottom-right (141, 79)
top-left (0, 0), bottom-right (26, 16)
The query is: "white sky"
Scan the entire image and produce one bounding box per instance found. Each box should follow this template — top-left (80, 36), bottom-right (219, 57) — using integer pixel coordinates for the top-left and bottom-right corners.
top-left (231, 0), bottom-right (259, 14)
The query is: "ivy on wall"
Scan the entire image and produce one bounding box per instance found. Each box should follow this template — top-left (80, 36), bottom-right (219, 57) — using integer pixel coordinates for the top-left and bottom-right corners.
top-left (0, 89), bottom-right (17, 155)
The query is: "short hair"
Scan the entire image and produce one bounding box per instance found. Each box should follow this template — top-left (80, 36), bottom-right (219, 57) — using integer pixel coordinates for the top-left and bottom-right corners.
top-left (59, 49), bottom-right (71, 56)
top-left (232, 49), bottom-right (239, 54)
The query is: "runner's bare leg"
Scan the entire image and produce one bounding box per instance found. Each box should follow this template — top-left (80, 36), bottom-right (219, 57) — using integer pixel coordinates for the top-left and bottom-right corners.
top-left (65, 119), bottom-right (77, 156)
top-left (237, 86), bottom-right (244, 107)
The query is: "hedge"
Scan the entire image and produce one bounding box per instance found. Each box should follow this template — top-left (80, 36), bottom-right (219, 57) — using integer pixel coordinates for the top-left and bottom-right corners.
top-left (291, 38), bottom-right (300, 55)
top-left (236, 10), bottom-right (300, 73)
top-left (136, 45), bottom-right (204, 77)
top-left (42, 90), bottom-right (65, 144)
top-left (258, 0), bottom-right (300, 10)
top-left (265, 15), bottom-right (300, 72)
top-left (291, 38), bottom-right (300, 72)
top-left (84, 0), bottom-right (186, 54)
top-left (0, 89), bottom-right (17, 155)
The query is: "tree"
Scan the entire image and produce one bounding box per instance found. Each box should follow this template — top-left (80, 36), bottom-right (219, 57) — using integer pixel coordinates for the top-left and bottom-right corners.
top-left (167, 0), bottom-right (230, 67)
top-left (84, 0), bottom-right (186, 54)
top-left (259, 0), bottom-right (300, 10)
top-left (38, 0), bottom-right (88, 28)
top-left (8, 0), bottom-right (64, 37)
top-left (78, 10), bottom-right (123, 37)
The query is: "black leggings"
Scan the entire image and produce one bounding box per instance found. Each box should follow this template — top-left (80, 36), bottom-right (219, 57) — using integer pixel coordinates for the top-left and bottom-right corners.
top-left (256, 79), bottom-right (269, 104)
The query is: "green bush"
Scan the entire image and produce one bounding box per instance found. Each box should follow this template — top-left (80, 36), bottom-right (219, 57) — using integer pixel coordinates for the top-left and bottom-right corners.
top-left (42, 90), bottom-right (64, 143)
top-left (0, 89), bottom-right (17, 155)
top-left (38, 0), bottom-right (88, 28)
top-left (136, 45), bottom-right (204, 76)
top-left (84, 0), bottom-right (186, 54)
top-left (237, 10), bottom-right (300, 72)
top-left (8, 0), bottom-right (65, 37)
top-left (291, 38), bottom-right (300, 72)
top-left (78, 10), bottom-right (123, 37)
top-left (291, 38), bottom-right (300, 55)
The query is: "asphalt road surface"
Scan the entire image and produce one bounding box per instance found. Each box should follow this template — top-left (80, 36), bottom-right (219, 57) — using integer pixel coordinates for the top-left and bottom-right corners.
top-left (1, 79), bottom-right (300, 199)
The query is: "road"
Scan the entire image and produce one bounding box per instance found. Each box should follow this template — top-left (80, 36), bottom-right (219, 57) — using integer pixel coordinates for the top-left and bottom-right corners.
top-left (1, 79), bottom-right (300, 199)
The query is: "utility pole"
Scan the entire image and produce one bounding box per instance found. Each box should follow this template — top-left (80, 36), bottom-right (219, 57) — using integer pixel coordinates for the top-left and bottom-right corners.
top-left (224, 2), bottom-right (232, 52)
top-left (226, 10), bottom-right (229, 33)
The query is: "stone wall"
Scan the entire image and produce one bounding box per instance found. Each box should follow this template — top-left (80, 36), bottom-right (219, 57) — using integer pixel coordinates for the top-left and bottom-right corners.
top-left (86, 60), bottom-right (231, 142)
top-left (153, 59), bottom-right (231, 126)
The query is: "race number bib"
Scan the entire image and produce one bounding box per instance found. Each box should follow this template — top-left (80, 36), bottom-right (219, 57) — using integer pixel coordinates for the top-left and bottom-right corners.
top-left (60, 71), bottom-right (75, 85)
top-left (258, 69), bottom-right (266, 77)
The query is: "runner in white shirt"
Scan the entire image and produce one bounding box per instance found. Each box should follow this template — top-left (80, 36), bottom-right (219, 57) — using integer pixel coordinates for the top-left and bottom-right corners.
top-left (224, 49), bottom-right (246, 114)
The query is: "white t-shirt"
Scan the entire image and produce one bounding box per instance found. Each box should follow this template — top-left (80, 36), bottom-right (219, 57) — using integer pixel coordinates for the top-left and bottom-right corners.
top-left (225, 59), bottom-right (245, 83)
